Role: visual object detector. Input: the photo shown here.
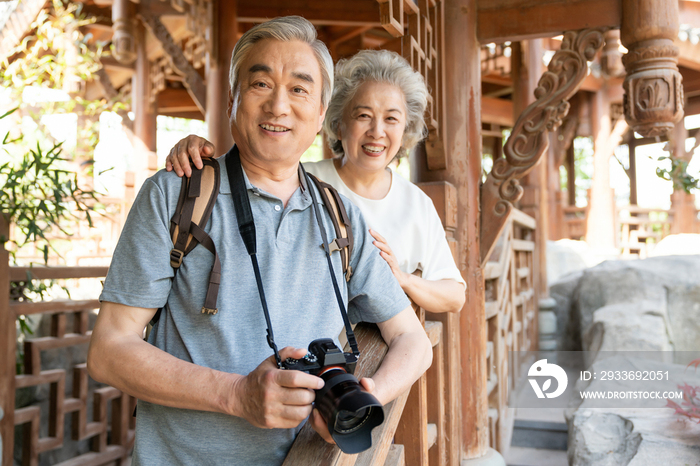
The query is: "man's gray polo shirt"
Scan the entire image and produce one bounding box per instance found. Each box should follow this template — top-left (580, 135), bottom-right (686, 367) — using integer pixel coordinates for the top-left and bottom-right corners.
top-left (100, 154), bottom-right (410, 465)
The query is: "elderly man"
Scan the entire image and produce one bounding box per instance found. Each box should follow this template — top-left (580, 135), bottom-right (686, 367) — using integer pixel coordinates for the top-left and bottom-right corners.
top-left (87, 16), bottom-right (432, 465)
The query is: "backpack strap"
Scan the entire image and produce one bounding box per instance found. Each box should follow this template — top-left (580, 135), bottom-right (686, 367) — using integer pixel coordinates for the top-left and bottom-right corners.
top-left (166, 158), bottom-right (221, 317)
top-left (306, 173), bottom-right (354, 281)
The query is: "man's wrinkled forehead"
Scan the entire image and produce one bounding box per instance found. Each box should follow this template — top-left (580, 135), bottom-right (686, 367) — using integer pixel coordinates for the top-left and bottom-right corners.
top-left (240, 39), bottom-right (322, 86)
top-left (247, 63), bottom-right (316, 86)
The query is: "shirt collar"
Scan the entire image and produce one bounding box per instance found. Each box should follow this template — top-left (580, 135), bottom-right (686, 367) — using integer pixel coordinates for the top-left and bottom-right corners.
top-left (218, 149), bottom-right (315, 204)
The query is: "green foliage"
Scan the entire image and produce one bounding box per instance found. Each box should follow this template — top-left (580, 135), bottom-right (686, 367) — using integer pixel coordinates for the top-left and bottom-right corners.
top-left (1, 0), bottom-right (128, 171)
top-left (656, 155), bottom-right (699, 194)
top-left (560, 136), bottom-right (594, 207)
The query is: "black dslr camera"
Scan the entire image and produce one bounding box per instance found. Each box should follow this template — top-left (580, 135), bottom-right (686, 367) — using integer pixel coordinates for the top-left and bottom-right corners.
top-left (282, 338), bottom-right (385, 454)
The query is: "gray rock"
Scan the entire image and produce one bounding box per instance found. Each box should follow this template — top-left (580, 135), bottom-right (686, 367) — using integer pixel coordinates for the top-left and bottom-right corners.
top-left (649, 234), bottom-right (700, 257)
top-left (666, 283), bottom-right (700, 353)
top-left (567, 356), bottom-right (700, 465)
top-left (550, 270), bottom-right (585, 351)
top-left (583, 301), bottom-right (673, 365)
top-left (572, 256), bottom-right (700, 349)
top-left (547, 239), bottom-right (598, 286)
top-left (568, 411), bottom-right (641, 466)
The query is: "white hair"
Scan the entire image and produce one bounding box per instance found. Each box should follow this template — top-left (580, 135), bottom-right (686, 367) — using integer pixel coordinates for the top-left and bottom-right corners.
top-left (323, 49), bottom-right (428, 157)
top-left (228, 16), bottom-right (333, 108)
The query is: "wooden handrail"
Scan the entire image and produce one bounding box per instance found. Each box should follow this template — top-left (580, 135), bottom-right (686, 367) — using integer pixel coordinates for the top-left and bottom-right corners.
top-left (10, 266), bottom-right (109, 282)
top-left (483, 207), bottom-right (538, 454)
top-left (282, 322), bottom-right (409, 465)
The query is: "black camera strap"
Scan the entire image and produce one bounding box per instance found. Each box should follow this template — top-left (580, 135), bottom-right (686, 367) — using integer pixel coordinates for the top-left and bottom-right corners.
top-left (225, 146), bottom-right (359, 368)
top-left (300, 163), bottom-right (359, 358)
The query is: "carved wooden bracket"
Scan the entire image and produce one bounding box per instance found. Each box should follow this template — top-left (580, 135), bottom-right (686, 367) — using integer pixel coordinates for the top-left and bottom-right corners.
top-left (138, 10), bottom-right (207, 115)
top-left (622, 42), bottom-right (683, 137)
top-left (480, 28), bottom-right (606, 265)
top-left (620, 0), bottom-right (683, 138)
top-left (377, 0), bottom-right (447, 170)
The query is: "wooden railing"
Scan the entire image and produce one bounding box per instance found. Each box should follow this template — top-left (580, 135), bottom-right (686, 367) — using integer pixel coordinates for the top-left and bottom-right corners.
top-left (482, 208), bottom-right (537, 455)
top-left (284, 287), bottom-right (454, 466)
top-left (617, 205), bottom-right (672, 258)
top-left (2, 212), bottom-right (456, 466)
top-left (553, 191), bottom-right (589, 241)
top-left (1, 214), bottom-right (135, 466)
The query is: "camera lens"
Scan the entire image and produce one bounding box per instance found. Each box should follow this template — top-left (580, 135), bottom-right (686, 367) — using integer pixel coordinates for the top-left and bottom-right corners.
top-left (314, 371), bottom-right (384, 454)
top-left (334, 407), bottom-right (372, 434)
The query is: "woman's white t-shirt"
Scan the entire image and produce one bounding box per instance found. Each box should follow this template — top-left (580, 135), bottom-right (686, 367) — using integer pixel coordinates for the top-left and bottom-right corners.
top-left (305, 159), bottom-right (465, 287)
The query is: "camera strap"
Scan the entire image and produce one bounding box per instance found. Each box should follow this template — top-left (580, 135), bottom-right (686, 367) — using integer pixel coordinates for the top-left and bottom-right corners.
top-left (225, 146), bottom-right (359, 368)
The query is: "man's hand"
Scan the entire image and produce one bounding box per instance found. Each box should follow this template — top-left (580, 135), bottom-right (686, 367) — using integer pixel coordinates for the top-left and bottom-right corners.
top-left (165, 134), bottom-right (216, 177)
top-left (308, 377), bottom-right (376, 444)
top-left (233, 347), bottom-right (324, 430)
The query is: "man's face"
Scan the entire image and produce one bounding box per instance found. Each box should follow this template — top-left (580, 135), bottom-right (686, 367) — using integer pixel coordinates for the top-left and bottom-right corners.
top-left (227, 38), bottom-right (326, 168)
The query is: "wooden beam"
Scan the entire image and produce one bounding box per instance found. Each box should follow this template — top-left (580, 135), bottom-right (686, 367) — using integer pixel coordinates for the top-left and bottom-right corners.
top-left (680, 1), bottom-right (700, 27)
top-left (687, 95), bottom-right (700, 116)
top-left (138, 10), bottom-right (207, 114)
top-left (157, 87), bottom-right (202, 114)
top-left (237, 0), bottom-right (382, 27)
top-left (477, 0), bottom-right (622, 43)
top-left (482, 97), bottom-right (513, 127)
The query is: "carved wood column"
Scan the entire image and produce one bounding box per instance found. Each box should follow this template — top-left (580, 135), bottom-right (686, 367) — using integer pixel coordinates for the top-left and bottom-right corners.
top-left (621, 0), bottom-right (683, 138)
top-left (206, 0), bottom-right (236, 153)
top-left (133, 21), bottom-right (157, 177)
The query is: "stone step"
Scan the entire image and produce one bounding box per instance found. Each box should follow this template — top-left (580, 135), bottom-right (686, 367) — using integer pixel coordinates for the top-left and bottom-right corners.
top-left (510, 419), bottom-right (568, 451)
top-left (505, 446), bottom-right (568, 466)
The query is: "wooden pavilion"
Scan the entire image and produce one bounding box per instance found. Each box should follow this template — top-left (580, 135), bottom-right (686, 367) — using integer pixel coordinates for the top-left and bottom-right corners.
top-left (1, 0), bottom-right (698, 465)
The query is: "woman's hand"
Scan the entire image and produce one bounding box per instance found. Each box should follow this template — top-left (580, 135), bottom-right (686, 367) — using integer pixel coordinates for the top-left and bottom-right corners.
top-left (308, 377), bottom-right (376, 444)
top-left (165, 135), bottom-right (216, 177)
top-left (370, 229), bottom-right (465, 313)
top-left (370, 229), bottom-right (409, 290)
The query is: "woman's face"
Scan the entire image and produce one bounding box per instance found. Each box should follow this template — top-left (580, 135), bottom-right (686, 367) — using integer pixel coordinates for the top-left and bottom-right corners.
top-left (338, 81), bottom-right (407, 173)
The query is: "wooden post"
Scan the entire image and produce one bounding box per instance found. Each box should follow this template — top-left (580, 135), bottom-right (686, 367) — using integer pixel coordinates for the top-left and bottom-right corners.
top-left (567, 144), bottom-right (576, 206)
top-left (0, 215), bottom-right (14, 466)
top-left (206, 0), bottom-right (236, 153)
top-left (513, 39), bottom-right (549, 299)
top-left (670, 120), bottom-right (696, 234)
top-left (133, 21), bottom-right (157, 177)
top-left (415, 0), bottom-right (493, 462)
top-left (628, 135), bottom-right (638, 206)
top-left (585, 90), bottom-right (618, 251)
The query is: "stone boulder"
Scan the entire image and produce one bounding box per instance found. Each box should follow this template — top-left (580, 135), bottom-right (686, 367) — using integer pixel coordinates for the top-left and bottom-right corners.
top-left (571, 256), bottom-right (700, 352)
top-left (547, 239), bottom-right (599, 286)
top-left (583, 301), bottom-right (673, 365)
top-left (567, 356), bottom-right (700, 465)
top-left (550, 270), bottom-right (585, 351)
top-left (649, 234), bottom-right (700, 257)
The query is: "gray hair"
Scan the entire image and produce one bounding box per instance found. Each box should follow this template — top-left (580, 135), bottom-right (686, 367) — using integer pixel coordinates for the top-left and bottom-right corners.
top-left (323, 49), bottom-right (428, 157)
top-left (228, 16), bottom-right (334, 108)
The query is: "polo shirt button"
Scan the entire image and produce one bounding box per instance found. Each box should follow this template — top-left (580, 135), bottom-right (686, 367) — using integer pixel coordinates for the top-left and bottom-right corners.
top-left (274, 205), bottom-right (281, 211)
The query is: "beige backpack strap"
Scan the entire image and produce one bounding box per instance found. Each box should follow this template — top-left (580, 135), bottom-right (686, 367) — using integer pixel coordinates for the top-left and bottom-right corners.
top-left (307, 173), bottom-right (354, 281)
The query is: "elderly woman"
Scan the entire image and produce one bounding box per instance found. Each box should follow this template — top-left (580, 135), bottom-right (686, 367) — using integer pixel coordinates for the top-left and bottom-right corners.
top-left (166, 49), bottom-right (466, 313)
